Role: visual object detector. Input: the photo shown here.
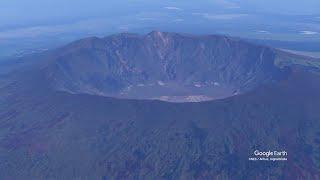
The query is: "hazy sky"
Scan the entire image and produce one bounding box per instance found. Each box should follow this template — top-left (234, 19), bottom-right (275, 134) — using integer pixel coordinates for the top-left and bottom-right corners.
top-left (0, 0), bottom-right (319, 59)
top-left (1, 0), bottom-right (319, 28)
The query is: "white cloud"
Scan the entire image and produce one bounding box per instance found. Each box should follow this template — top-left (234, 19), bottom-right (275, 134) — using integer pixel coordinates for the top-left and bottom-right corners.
top-left (0, 19), bottom-right (111, 40)
top-left (118, 26), bottom-right (129, 31)
top-left (172, 19), bottom-right (184, 23)
top-left (257, 30), bottom-right (270, 34)
top-left (211, 0), bottom-right (240, 9)
top-left (0, 26), bottom-right (59, 39)
top-left (193, 13), bottom-right (248, 20)
top-left (136, 12), bottom-right (169, 22)
top-left (300, 31), bottom-right (318, 35)
top-left (164, 6), bottom-right (182, 11)
top-left (138, 17), bottom-right (157, 21)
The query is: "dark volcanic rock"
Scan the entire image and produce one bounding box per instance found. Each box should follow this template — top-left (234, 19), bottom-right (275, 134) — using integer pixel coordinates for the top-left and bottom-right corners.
top-left (1, 68), bottom-right (320, 179)
top-left (0, 32), bottom-right (320, 179)
top-left (41, 31), bottom-right (287, 101)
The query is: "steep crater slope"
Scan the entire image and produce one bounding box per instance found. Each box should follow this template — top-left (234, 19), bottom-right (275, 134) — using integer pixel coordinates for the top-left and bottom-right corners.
top-left (1, 68), bottom-right (320, 179)
top-left (1, 32), bottom-right (320, 179)
top-left (41, 31), bottom-right (289, 102)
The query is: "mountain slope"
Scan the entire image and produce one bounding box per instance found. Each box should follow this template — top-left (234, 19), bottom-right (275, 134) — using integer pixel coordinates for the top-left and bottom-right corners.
top-left (39, 31), bottom-right (291, 102)
top-left (1, 68), bottom-right (320, 179)
top-left (1, 32), bottom-right (320, 179)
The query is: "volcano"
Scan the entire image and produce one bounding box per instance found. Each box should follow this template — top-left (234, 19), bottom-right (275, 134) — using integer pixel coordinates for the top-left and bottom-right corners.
top-left (1, 32), bottom-right (320, 179)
